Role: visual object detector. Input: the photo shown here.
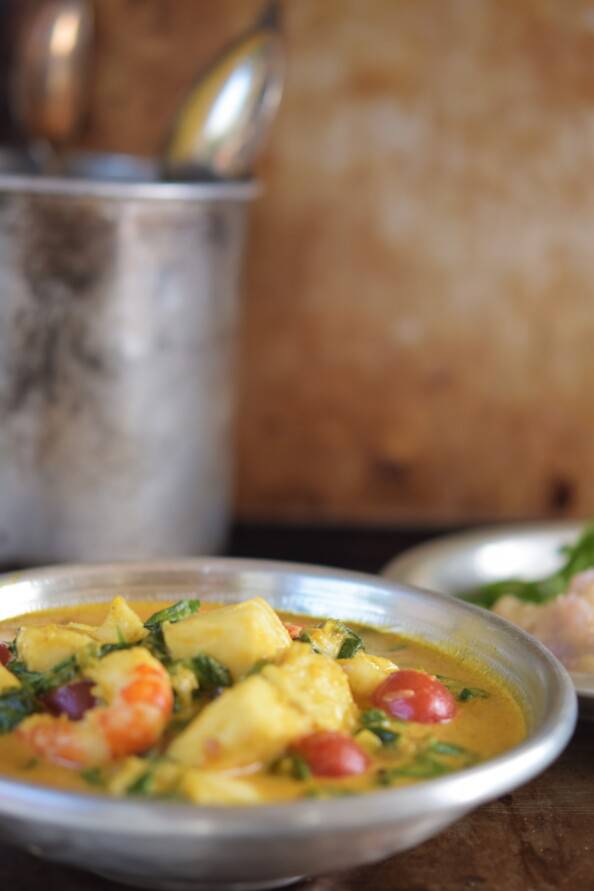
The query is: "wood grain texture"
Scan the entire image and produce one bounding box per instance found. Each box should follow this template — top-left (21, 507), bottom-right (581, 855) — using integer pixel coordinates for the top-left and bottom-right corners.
top-left (79, 0), bottom-right (594, 522)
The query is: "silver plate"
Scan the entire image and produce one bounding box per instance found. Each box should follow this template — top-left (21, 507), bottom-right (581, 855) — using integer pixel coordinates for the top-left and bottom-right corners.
top-left (382, 522), bottom-right (594, 717)
top-left (0, 558), bottom-right (577, 890)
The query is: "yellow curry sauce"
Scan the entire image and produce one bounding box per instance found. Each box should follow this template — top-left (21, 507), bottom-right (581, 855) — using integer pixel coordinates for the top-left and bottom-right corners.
top-left (0, 599), bottom-right (525, 803)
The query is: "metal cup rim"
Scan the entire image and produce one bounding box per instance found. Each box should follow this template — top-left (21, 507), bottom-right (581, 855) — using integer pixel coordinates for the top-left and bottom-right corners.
top-left (0, 173), bottom-right (259, 202)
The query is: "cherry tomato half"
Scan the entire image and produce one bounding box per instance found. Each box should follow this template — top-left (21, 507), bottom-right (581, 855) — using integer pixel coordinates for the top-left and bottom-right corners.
top-left (372, 669), bottom-right (456, 724)
top-left (0, 643), bottom-right (11, 667)
top-left (292, 731), bottom-right (370, 777)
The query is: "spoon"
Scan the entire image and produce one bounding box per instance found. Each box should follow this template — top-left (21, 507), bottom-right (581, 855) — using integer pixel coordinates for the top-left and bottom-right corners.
top-left (11, 0), bottom-right (94, 171)
top-left (162, 1), bottom-right (284, 180)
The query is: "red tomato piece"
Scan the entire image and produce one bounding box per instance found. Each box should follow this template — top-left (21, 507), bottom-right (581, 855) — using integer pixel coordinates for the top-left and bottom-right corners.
top-left (284, 622), bottom-right (303, 640)
top-left (292, 731), bottom-right (370, 777)
top-left (372, 669), bottom-right (457, 724)
top-left (41, 681), bottom-right (97, 721)
top-left (0, 642), bottom-right (11, 666)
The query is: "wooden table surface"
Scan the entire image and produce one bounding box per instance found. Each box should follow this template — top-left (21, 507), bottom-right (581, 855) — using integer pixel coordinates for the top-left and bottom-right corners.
top-left (1, 523), bottom-right (592, 891)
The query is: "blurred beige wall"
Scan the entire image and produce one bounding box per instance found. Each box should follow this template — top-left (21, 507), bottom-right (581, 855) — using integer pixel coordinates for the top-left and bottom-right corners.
top-left (83, 0), bottom-right (594, 523)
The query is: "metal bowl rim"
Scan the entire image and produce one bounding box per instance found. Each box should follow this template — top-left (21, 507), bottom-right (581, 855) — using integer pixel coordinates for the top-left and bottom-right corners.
top-left (0, 557), bottom-right (577, 837)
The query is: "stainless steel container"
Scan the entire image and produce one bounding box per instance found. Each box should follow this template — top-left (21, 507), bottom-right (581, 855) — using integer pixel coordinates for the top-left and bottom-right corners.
top-left (0, 175), bottom-right (257, 563)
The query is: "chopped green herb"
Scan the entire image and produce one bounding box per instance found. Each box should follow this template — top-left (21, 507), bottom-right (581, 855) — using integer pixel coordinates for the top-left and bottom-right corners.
top-left (0, 655), bottom-right (84, 732)
top-left (126, 770), bottom-right (154, 797)
top-left (458, 686), bottom-right (488, 703)
top-left (143, 627), bottom-right (169, 663)
top-left (47, 656), bottom-right (82, 690)
top-left (376, 738), bottom-right (477, 786)
top-left (360, 708), bottom-right (401, 747)
top-left (246, 658), bottom-right (270, 677)
top-left (0, 688), bottom-right (38, 733)
top-left (7, 662), bottom-right (45, 691)
top-left (144, 600), bottom-right (200, 631)
top-left (189, 653), bottom-right (232, 691)
top-left (436, 675), bottom-right (489, 703)
top-left (335, 623), bottom-right (365, 660)
top-left (291, 755), bottom-right (311, 781)
top-left (10, 655), bottom-right (79, 696)
top-left (371, 726), bottom-right (400, 746)
top-left (124, 754), bottom-right (175, 797)
top-left (337, 636), bottom-right (364, 659)
top-left (300, 621), bottom-right (365, 659)
top-left (142, 600), bottom-right (200, 665)
top-left (361, 708), bottom-right (388, 725)
top-left (80, 767), bottom-right (105, 786)
top-left (98, 641), bottom-right (134, 658)
top-left (428, 739), bottom-right (473, 758)
top-left (23, 758), bottom-right (39, 770)
top-left (462, 521), bottom-right (594, 608)
top-left (272, 753), bottom-right (312, 781)
top-left (377, 758), bottom-right (450, 783)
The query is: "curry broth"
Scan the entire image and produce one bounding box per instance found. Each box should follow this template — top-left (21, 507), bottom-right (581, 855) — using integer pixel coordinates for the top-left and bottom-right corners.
top-left (0, 600), bottom-right (525, 801)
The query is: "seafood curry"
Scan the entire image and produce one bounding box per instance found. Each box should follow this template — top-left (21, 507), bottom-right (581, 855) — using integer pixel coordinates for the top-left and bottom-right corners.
top-left (0, 597), bottom-right (525, 804)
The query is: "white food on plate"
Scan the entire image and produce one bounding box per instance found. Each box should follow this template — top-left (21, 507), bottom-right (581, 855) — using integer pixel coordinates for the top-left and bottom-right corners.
top-left (494, 569), bottom-right (594, 672)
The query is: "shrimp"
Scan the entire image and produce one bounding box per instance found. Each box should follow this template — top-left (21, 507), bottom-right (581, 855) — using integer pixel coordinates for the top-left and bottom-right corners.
top-left (17, 648), bottom-right (173, 769)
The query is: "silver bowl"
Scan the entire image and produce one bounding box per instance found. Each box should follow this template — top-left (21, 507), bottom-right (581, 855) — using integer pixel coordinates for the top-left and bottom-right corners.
top-left (0, 559), bottom-right (577, 891)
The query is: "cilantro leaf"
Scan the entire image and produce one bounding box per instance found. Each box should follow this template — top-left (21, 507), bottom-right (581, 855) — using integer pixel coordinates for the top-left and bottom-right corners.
top-left (10, 655), bottom-right (79, 696)
top-left (337, 635), bottom-right (364, 659)
top-left (436, 675), bottom-right (489, 703)
top-left (189, 653), bottom-right (232, 691)
top-left (360, 708), bottom-right (400, 746)
top-left (81, 767), bottom-right (105, 787)
top-left (0, 688), bottom-right (38, 733)
top-left (144, 600), bottom-right (200, 631)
